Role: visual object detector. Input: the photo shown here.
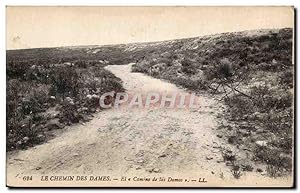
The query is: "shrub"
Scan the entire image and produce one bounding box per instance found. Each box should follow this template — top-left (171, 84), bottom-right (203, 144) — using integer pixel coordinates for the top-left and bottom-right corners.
top-left (59, 100), bottom-right (82, 124)
top-left (173, 76), bottom-right (207, 91)
top-left (224, 95), bottom-right (256, 119)
top-left (181, 58), bottom-right (198, 75)
top-left (7, 61), bottom-right (31, 79)
top-left (204, 58), bottom-right (234, 80)
top-left (74, 60), bottom-right (87, 68)
top-left (132, 60), bottom-right (154, 73)
top-left (254, 145), bottom-right (292, 176)
top-left (49, 66), bottom-right (81, 98)
top-left (231, 165), bottom-right (242, 179)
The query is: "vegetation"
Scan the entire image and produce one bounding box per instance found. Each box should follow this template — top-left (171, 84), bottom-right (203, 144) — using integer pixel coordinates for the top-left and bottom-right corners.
top-left (131, 28), bottom-right (294, 177)
top-left (7, 47), bottom-right (126, 151)
top-left (7, 28), bottom-right (294, 178)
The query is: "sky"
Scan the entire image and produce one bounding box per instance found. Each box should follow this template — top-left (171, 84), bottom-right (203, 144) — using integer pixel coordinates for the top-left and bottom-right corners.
top-left (6, 6), bottom-right (294, 50)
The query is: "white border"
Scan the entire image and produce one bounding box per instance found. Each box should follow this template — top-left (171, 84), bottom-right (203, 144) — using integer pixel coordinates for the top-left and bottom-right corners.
top-left (1, 1), bottom-right (298, 192)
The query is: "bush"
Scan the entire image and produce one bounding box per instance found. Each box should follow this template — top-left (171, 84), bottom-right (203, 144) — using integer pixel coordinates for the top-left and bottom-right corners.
top-left (59, 100), bottom-right (82, 124)
top-left (254, 145), bottom-right (292, 175)
top-left (49, 66), bottom-right (81, 98)
top-left (173, 76), bottom-right (207, 91)
top-left (224, 95), bottom-right (256, 119)
top-left (204, 58), bottom-right (234, 80)
top-left (249, 86), bottom-right (293, 111)
top-left (181, 58), bottom-right (198, 75)
top-left (132, 60), bottom-right (154, 74)
top-left (7, 61), bottom-right (31, 79)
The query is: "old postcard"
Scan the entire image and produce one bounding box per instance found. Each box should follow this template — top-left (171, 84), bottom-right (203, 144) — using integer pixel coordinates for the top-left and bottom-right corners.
top-left (6, 6), bottom-right (295, 187)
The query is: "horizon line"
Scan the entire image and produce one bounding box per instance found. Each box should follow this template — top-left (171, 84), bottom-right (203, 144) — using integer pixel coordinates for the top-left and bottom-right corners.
top-left (6, 27), bottom-right (292, 51)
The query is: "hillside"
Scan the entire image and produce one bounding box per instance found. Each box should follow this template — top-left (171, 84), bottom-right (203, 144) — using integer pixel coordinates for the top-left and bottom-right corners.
top-left (131, 28), bottom-right (294, 178)
top-left (7, 28), bottom-right (294, 179)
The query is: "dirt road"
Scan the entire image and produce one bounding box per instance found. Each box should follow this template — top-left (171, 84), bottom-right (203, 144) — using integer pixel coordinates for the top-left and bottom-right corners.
top-left (7, 64), bottom-right (292, 187)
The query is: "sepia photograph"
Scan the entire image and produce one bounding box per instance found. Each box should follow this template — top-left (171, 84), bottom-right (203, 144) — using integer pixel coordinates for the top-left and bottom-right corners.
top-left (6, 6), bottom-right (295, 188)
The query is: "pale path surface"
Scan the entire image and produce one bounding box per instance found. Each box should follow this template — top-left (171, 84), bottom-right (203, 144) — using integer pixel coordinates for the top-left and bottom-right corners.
top-left (7, 64), bottom-right (292, 187)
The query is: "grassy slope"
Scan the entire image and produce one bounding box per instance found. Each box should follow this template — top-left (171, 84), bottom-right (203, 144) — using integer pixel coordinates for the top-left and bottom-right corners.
top-left (131, 28), bottom-right (294, 177)
top-left (7, 28), bottom-right (294, 177)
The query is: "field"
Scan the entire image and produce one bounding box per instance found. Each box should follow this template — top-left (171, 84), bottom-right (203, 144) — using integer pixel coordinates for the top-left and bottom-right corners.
top-left (7, 28), bottom-right (294, 179)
